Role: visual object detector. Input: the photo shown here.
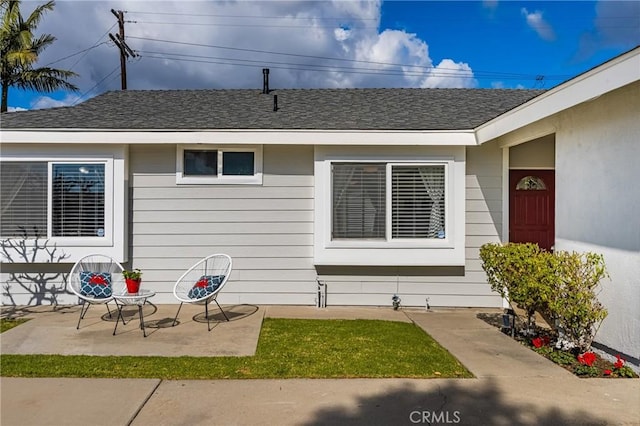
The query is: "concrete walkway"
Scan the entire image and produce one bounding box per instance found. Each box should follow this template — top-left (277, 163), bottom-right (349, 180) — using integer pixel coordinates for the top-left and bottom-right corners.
top-left (1, 306), bottom-right (639, 425)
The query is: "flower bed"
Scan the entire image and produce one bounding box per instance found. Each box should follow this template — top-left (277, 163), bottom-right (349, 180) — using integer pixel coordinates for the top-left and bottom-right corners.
top-left (529, 335), bottom-right (636, 378)
top-left (477, 312), bottom-right (637, 378)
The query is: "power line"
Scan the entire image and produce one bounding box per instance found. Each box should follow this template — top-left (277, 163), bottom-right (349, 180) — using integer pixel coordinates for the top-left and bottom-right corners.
top-left (44, 23), bottom-right (117, 69)
top-left (72, 65), bottom-right (119, 105)
top-left (68, 23), bottom-right (117, 71)
top-left (137, 49), bottom-right (566, 80)
top-left (140, 54), bottom-right (473, 78)
top-left (125, 10), bottom-right (638, 22)
top-left (127, 20), bottom-right (375, 29)
top-left (129, 36), bottom-right (552, 78)
top-left (142, 53), bottom-right (571, 82)
top-left (44, 42), bottom-right (108, 67)
top-left (125, 10), bottom-right (378, 20)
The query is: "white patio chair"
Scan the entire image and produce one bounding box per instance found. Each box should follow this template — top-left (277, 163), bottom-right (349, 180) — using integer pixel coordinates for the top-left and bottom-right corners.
top-left (173, 254), bottom-right (232, 331)
top-left (68, 253), bottom-right (125, 329)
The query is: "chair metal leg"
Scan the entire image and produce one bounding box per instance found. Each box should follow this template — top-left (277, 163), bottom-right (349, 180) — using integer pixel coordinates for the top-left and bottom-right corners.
top-left (76, 302), bottom-right (91, 330)
top-left (105, 302), bottom-right (112, 318)
top-left (214, 299), bottom-right (230, 322)
top-left (172, 302), bottom-right (183, 326)
top-left (139, 304), bottom-right (147, 338)
top-left (205, 303), bottom-right (211, 331)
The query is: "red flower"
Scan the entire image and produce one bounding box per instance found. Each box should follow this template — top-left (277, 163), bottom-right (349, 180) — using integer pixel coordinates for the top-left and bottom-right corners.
top-left (614, 355), bottom-right (625, 369)
top-left (577, 352), bottom-right (597, 367)
top-left (532, 337), bottom-right (544, 348)
top-left (604, 369), bottom-right (612, 376)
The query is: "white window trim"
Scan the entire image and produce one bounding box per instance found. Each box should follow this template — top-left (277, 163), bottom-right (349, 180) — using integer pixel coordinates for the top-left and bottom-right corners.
top-left (0, 145), bottom-right (126, 263)
top-left (47, 160), bottom-right (113, 246)
top-left (176, 144), bottom-right (263, 185)
top-left (314, 146), bottom-right (466, 266)
top-left (2, 157), bottom-right (114, 247)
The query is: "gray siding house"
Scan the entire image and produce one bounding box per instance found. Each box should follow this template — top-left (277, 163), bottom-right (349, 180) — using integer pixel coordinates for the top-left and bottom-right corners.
top-left (1, 47), bottom-right (638, 366)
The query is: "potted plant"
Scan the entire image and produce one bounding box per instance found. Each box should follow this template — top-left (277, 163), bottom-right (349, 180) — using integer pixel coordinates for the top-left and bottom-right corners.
top-left (122, 269), bottom-right (142, 293)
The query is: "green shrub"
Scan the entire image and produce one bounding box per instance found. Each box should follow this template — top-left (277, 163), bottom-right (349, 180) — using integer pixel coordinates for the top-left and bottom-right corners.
top-left (479, 243), bottom-right (556, 332)
top-left (547, 251), bottom-right (608, 353)
top-left (480, 243), bottom-right (609, 351)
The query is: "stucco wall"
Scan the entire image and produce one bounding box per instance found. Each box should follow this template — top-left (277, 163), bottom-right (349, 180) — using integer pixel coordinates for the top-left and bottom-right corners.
top-left (509, 134), bottom-right (555, 169)
top-left (554, 81), bottom-right (640, 363)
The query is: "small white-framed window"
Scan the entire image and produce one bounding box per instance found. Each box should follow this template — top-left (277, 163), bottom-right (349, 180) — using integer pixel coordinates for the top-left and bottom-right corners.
top-left (1, 160), bottom-right (112, 242)
top-left (176, 145), bottom-right (263, 184)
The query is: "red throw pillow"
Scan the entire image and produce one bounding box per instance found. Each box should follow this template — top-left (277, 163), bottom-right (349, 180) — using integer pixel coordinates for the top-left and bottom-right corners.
top-left (194, 277), bottom-right (209, 288)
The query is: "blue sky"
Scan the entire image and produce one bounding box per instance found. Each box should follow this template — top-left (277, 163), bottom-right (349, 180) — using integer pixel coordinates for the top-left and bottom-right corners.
top-left (6, 0), bottom-right (640, 111)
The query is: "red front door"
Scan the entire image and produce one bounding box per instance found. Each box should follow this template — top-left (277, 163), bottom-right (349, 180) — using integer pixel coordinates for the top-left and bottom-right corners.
top-left (509, 170), bottom-right (555, 251)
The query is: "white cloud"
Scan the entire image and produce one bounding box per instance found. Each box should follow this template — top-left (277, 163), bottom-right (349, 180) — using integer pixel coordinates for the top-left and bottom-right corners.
top-left (31, 94), bottom-right (77, 110)
top-left (25, 0), bottom-right (476, 107)
top-left (334, 28), bottom-right (351, 42)
top-left (521, 8), bottom-right (556, 41)
top-left (420, 59), bottom-right (476, 89)
top-left (491, 81), bottom-right (527, 89)
top-left (7, 106), bottom-right (28, 112)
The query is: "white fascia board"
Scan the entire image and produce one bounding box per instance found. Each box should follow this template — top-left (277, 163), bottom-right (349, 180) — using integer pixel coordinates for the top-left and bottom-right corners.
top-left (0, 129), bottom-right (477, 146)
top-left (475, 48), bottom-right (640, 144)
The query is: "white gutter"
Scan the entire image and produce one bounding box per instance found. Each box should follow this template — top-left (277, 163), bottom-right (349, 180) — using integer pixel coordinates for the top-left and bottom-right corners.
top-left (475, 47), bottom-right (640, 144)
top-left (0, 129), bottom-right (478, 146)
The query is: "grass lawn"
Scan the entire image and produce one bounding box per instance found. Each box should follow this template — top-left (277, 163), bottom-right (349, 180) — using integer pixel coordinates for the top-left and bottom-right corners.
top-left (0, 318), bottom-right (29, 333)
top-left (0, 318), bottom-right (472, 379)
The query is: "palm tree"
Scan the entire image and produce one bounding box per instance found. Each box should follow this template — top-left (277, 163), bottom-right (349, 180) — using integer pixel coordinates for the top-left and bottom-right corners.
top-left (1, 0), bottom-right (78, 112)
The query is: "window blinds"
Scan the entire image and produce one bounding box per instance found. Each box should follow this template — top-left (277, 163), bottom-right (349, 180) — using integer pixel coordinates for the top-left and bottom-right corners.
top-left (51, 164), bottom-right (105, 237)
top-left (0, 162), bottom-right (48, 238)
top-left (332, 163), bottom-right (386, 239)
top-left (392, 165), bottom-right (446, 239)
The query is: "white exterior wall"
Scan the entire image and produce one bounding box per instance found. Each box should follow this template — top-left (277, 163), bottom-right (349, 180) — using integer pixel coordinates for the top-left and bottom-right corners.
top-left (554, 81), bottom-right (640, 362)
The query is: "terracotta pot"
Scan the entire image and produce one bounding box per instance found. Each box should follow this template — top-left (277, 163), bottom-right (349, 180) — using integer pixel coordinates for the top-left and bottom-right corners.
top-left (125, 278), bottom-right (141, 293)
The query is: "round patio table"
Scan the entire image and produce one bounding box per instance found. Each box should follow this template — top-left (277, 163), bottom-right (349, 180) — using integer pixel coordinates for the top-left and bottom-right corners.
top-left (112, 289), bottom-right (156, 337)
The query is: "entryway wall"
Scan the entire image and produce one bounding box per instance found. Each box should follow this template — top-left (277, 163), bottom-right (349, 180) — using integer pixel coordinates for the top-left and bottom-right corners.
top-left (509, 134), bottom-right (555, 169)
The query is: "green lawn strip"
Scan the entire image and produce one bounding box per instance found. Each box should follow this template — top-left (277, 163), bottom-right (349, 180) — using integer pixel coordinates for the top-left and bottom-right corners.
top-left (0, 318), bottom-right (29, 333)
top-left (0, 318), bottom-right (472, 379)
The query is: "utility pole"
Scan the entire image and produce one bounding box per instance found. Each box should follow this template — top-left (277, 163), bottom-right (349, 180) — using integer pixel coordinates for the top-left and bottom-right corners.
top-left (109, 9), bottom-right (136, 90)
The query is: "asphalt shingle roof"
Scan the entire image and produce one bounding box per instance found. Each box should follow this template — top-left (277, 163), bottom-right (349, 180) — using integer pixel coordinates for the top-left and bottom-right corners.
top-left (0, 88), bottom-right (544, 130)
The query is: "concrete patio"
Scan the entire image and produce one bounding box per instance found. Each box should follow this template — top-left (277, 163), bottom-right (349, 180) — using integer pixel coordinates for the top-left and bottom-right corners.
top-left (1, 305), bottom-right (639, 425)
top-left (0, 304), bottom-right (411, 357)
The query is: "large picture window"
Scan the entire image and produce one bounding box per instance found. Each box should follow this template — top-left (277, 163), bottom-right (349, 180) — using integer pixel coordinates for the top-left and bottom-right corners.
top-left (315, 147), bottom-right (464, 266)
top-left (1, 161), bottom-right (106, 239)
top-left (331, 162), bottom-right (446, 241)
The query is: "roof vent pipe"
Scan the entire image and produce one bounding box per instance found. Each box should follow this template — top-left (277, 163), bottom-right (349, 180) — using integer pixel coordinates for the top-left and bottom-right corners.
top-left (262, 68), bottom-right (270, 94)
top-left (273, 95), bottom-right (278, 112)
